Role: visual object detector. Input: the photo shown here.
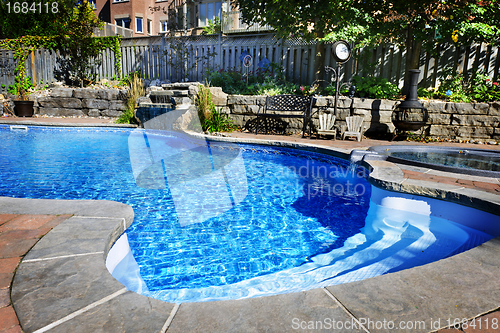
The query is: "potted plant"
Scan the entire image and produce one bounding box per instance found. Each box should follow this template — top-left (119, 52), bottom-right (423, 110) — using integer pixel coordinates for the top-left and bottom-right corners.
top-left (0, 37), bottom-right (35, 117)
top-left (13, 75), bottom-right (34, 117)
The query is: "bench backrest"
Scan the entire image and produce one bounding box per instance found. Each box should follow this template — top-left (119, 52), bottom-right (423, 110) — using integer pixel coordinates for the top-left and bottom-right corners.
top-left (265, 95), bottom-right (313, 113)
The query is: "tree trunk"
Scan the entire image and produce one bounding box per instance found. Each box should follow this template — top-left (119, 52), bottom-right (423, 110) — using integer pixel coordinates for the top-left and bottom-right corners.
top-left (314, 31), bottom-right (326, 87)
top-left (402, 26), bottom-right (422, 96)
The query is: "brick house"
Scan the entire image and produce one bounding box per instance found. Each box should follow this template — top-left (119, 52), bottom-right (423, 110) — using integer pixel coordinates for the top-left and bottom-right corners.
top-left (93, 0), bottom-right (272, 37)
top-left (93, 0), bottom-right (226, 37)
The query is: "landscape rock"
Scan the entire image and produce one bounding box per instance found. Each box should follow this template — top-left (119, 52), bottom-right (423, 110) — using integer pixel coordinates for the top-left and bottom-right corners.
top-left (82, 99), bottom-right (109, 110)
top-left (37, 97), bottom-right (82, 109)
top-left (101, 110), bottom-right (123, 117)
top-left (109, 100), bottom-right (127, 111)
top-left (38, 107), bottom-right (84, 117)
top-left (50, 88), bottom-right (73, 98)
top-left (87, 109), bottom-right (101, 117)
top-left (209, 87), bottom-right (228, 106)
top-left (73, 88), bottom-right (99, 99)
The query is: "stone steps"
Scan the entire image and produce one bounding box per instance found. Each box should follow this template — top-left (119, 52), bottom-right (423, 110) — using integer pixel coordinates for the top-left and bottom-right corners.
top-left (147, 82), bottom-right (200, 106)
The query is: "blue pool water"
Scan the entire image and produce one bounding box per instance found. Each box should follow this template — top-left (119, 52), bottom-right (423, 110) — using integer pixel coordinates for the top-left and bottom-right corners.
top-left (1, 125), bottom-right (499, 303)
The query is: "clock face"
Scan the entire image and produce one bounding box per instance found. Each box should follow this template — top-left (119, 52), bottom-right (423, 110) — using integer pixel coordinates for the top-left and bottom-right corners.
top-left (336, 43), bottom-right (350, 62)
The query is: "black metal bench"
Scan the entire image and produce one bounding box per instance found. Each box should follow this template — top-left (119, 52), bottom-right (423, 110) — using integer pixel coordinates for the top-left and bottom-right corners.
top-left (255, 95), bottom-right (314, 137)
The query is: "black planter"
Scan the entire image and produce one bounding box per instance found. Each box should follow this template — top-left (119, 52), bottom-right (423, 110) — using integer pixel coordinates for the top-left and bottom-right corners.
top-left (14, 100), bottom-right (34, 117)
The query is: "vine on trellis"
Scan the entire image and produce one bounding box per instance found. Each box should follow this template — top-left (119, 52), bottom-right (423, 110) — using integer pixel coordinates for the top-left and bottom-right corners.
top-left (0, 35), bottom-right (121, 99)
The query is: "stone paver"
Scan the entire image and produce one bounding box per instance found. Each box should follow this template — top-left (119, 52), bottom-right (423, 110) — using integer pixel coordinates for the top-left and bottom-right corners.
top-left (462, 311), bottom-right (500, 333)
top-left (403, 169), bottom-right (500, 195)
top-left (0, 258), bottom-right (21, 289)
top-left (47, 292), bottom-right (174, 333)
top-left (168, 288), bottom-right (364, 333)
top-left (0, 288), bottom-right (10, 308)
top-left (226, 131), bottom-right (500, 151)
top-left (0, 306), bottom-right (20, 332)
top-left (0, 214), bottom-right (72, 333)
top-left (0, 215), bottom-right (17, 226)
top-left (13, 255), bottom-right (126, 332)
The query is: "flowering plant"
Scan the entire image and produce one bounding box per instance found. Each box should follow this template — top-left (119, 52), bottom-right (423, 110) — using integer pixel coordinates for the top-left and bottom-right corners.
top-left (296, 84), bottom-right (318, 96)
top-left (469, 74), bottom-right (500, 102)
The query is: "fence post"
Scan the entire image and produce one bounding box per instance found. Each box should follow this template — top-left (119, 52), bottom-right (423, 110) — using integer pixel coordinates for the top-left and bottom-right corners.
top-left (218, 31), bottom-right (222, 70)
top-left (31, 51), bottom-right (37, 87)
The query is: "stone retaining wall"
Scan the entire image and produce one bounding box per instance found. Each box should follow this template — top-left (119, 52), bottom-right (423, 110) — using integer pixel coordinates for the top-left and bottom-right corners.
top-left (423, 101), bottom-right (500, 140)
top-left (209, 88), bottom-right (500, 140)
top-left (4, 84), bottom-right (499, 141)
top-left (34, 87), bottom-right (128, 118)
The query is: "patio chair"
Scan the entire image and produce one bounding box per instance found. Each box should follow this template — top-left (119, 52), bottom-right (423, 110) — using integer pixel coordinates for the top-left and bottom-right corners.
top-left (317, 113), bottom-right (337, 139)
top-left (341, 116), bottom-right (364, 142)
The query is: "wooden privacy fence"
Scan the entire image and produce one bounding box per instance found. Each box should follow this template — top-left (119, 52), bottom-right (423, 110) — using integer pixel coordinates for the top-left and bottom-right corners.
top-left (1, 33), bottom-right (499, 93)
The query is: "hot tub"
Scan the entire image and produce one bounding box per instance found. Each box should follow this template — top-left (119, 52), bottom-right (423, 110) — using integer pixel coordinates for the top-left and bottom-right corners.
top-left (369, 145), bottom-right (500, 178)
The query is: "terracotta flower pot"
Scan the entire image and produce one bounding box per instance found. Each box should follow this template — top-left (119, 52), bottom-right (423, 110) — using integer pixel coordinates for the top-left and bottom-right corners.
top-left (14, 100), bottom-right (34, 117)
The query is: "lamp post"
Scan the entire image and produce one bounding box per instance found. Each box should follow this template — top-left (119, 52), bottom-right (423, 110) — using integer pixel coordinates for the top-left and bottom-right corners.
top-left (325, 40), bottom-right (352, 117)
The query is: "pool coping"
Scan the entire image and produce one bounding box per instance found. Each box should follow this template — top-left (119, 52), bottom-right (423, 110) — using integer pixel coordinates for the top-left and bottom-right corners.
top-left (0, 119), bottom-right (137, 128)
top-left (4, 133), bottom-right (500, 333)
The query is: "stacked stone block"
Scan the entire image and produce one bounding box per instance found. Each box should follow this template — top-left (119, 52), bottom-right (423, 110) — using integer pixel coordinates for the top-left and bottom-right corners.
top-left (220, 95), bottom-right (500, 140)
top-left (423, 101), bottom-right (500, 140)
top-left (35, 88), bottom-right (127, 118)
top-left (312, 96), bottom-right (352, 133)
top-left (30, 84), bottom-right (500, 141)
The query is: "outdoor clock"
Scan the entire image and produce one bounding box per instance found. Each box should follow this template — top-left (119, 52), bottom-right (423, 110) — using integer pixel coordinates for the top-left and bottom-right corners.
top-left (332, 40), bottom-right (351, 64)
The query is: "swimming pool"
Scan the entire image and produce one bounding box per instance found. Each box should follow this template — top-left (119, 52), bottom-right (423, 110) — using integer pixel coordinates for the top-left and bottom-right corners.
top-left (1, 125), bottom-right (499, 303)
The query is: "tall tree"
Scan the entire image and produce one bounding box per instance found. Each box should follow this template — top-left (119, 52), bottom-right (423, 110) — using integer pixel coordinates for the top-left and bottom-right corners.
top-left (0, 0), bottom-right (76, 38)
top-left (235, 0), bottom-right (500, 91)
top-left (0, 0), bottom-right (112, 87)
top-left (348, 0), bottom-right (500, 93)
top-left (233, 0), bottom-right (360, 83)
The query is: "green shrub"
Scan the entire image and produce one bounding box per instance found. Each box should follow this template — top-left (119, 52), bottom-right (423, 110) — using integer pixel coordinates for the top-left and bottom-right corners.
top-left (116, 73), bottom-right (144, 124)
top-left (195, 84), bottom-right (213, 124)
top-left (208, 70), bottom-right (247, 95)
top-left (8, 76), bottom-right (34, 98)
top-left (208, 63), bottom-right (299, 96)
top-left (468, 73), bottom-right (500, 102)
top-left (248, 77), bottom-right (298, 96)
top-left (203, 108), bottom-right (237, 133)
top-left (195, 84), bottom-right (237, 133)
top-left (119, 70), bottom-right (142, 87)
top-left (350, 76), bottom-right (400, 99)
top-left (427, 67), bottom-right (470, 102)
top-left (202, 17), bottom-right (221, 35)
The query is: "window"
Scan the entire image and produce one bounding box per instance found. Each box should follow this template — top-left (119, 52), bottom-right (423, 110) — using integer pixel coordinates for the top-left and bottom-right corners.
top-left (115, 18), bottom-right (130, 29)
top-left (199, 3), bottom-right (206, 27)
top-left (136, 17), bottom-right (143, 33)
top-left (198, 1), bottom-right (221, 27)
top-left (176, 7), bottom-right (184, 30)
top-left (187, 6), bottom-right (192, 29)
top-left (113, 0), bottom-right (127, 2)
top-left (160, 20), bottom-right (168, 33)
top-left (147, 19), bottom-right (152, 35)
